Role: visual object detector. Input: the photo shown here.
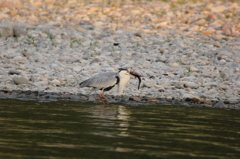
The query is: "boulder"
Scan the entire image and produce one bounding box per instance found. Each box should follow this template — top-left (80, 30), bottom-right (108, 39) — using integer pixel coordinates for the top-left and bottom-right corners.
top-left (0, 21), bottom-right (13, 37)
top-left (12, 76), bottom-right (29, 85)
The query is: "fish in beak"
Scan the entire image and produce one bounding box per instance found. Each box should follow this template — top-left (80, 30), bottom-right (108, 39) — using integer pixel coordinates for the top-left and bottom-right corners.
top-left (128, 70), bottom-right (141, 90)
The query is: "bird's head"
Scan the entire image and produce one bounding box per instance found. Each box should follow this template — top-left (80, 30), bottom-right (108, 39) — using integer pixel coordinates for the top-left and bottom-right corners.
top-left (118, 68), bottom-right (142, 90)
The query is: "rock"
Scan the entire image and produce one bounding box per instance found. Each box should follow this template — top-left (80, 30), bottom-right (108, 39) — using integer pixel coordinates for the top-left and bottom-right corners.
top-left (50, 79), bottom-right (61, 86)
top-left (212, 34), bottom-right (223, 41)
top-left (184, 82), bottom-right (199, 89)
top-left (8, 70), bottom-right (21, 75)
top-left (0, 21), bottom-right (13, 37)
top-left (130, 96), bottom-right (141, 102)
top-left (228, 97), bottom-right (239, 104)
top-left (48, 95), bottom-right (60, 99)
top-left (190, 66), bottom-right (198, 72)
top-left (102, 67), bottom-right (115, 72)
top-left (0, 1), bottom-right (16, 9)
top-left (171, 62), bottom-right (180, 68)
top-left (78, 21), bottom-right (94, 30)
top-left (156, 22), bottom-right (168, 28)
top-left (13, 56), bottom-right (28, 62)
top-left (155, 85), bottom-right (165, 92)
top-left (207, 13), bottom-right (217, 20)
top-left (12, 77), bottom-right (29, 85)
top-left (143, 80), bottom-right (156, 88)
top-left (203, 82), bottom-right (218, 88)
top-left (210, 5), bottom-right (227, 13)
top-left (213, 101), bottom-right (226, 108)
top-left (60, 94), bottom-right (71, 99)
top-left (39, 77), bottom-right (48, 81)
top-left (175, 82), bottom-right (185, 89)
top-left (201, 30), bottom-right (215, 36)
top-left (33, 81), bottom-right (48, 86)
top-left (122, 95), bottom-right (130, 101)
top-left (73, 66), bottom-right (82, 72)
top-left (221, 23), bottom-right (233, 31)
top-left (13, 23), bottom-right (29, 37)
top-left (191, 19), bottom-right (207, 25)
top-left (70, 95), bottom-right (81, 100)
top-left (88, 96), bottom-right (96, 101)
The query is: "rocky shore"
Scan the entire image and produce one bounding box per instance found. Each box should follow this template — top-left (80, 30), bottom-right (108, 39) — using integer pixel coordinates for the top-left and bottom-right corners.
top-left (0, 0), bottom-right (239, 109)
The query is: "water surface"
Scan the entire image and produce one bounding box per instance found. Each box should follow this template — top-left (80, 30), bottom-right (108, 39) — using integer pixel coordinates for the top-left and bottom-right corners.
top-left (0, 99), bottom-right (239, 159)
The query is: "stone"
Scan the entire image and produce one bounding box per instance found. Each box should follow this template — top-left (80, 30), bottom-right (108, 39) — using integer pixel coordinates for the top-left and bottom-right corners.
top-left (184, 82), bottom-right (199, 89)
top-left (70, 95), bottom-right (81, 100)
top-left (156, 22), bottom-right (168, 28)
top-left (33, 81), bottom-right (49, 86)
top-left (201, 30), bottom-right (215, 36)
top-left (50, 79), bottom-right (61, 86)
top-left (78, 21), bottom-right (94, 30)
top-left (171, 62), bottom-right (180, 68)
top-left (143, 80), bottom-right (156, 88)
top-left (122, 95), bottom-right (130, 101)
top-left (213, 101), bottom-right (226, 108)
top-left (190, 66), bottom-right (198, 72)
top-left (191, 19), bottom-right (207, 25)
top-left (73, 66), bottom-right (82, 72)
top-left (175, 82), bottom-right (185, 89)
top-left (102, 67), bottom-right (115, 72)
top-left (203, 82), bottom-right (218, 88)
top-left (12, 77), bottom-right (29, 85)
top-left (13, 56), bottom-right (28, 62)
top-left (221, 23), bottom-right (233, 31)
top-left (0, 21), bottom-right (13, 37)
top-left (88, 96), bottom-right (96, 101)
top-left (13, 23), bottom-right (29, 37)
top-left (0, 1), bottom-right (16, 9)
top-left (212, 34), bottom-right (223, 41)
top-left (130, 96), bottom-right (141, 102)
top-left (210, 5), bottom-right (227, 13)
top-left (8, 70), bottom-right (21, 75)
top-left (207, 13), bottom-right (217, 20)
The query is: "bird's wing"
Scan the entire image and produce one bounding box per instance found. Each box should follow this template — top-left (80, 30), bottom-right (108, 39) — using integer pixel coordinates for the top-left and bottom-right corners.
top-left (80, 72), bottom-right (117, 88)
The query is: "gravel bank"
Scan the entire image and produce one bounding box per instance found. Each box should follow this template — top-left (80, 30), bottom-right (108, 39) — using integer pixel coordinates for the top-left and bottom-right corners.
top-left (0, 0), bottom-right (239, 109)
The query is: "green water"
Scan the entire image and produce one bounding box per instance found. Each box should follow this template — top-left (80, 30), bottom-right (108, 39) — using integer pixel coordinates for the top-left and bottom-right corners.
top-left (0, 99), bottom-right (239, 159)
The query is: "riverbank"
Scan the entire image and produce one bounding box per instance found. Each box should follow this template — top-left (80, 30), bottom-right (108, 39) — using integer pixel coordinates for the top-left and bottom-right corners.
top-left (0, 89), bottom-right (239, 109)
top-left (0, 0), bottom-right (239, 109)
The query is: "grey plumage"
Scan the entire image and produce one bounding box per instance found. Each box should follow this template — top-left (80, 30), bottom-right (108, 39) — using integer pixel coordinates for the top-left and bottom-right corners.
top-left (80, 72), bottom-right (118, 90)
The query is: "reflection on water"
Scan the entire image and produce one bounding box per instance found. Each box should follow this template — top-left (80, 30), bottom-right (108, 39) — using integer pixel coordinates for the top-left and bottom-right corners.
top-left (0, 99), bottom-right (239, 159)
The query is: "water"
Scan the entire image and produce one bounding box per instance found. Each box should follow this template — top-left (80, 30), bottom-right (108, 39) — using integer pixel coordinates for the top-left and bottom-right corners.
top-left (0, 99), bottom-right (239, 159)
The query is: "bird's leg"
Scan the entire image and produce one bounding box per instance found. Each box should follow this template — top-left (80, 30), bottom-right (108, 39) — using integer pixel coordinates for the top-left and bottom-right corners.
top-left (97, 89), bottom-right (104, 103)
top-left (99, 90), bottom-right (109, 104)
top-left (102, 94), bottom-right (109, 104)
top-left (95, 89), bottom-right (104, 101)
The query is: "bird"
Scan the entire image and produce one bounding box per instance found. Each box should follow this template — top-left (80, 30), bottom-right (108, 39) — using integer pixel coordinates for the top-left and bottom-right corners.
top-left (79, 68), bottom-right (141, 103)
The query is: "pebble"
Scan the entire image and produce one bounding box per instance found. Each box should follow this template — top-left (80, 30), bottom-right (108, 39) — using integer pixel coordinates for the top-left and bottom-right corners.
top-left (88, 96), bottom-right (96, 102)
top-left (0, 21), bottom-right (13, 37)
top-left (143, 80), bottom-right (156, 88)
top-left (213, 101), bottom-right (226, 108)
top-left (12, 77), bottom-right (28, 85)
top-left (13, 23), bottom-right (28, 37)
top-left (184, 82), bottom-right (199, 89)
top-left (8, 70), bottom-right (21, 75)
top-left (130, 96), bottom-right (141, 102)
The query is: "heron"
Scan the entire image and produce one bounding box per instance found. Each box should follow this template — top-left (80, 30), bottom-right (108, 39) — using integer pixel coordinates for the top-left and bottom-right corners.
top-left (79, 68), bottom-right (141, 103)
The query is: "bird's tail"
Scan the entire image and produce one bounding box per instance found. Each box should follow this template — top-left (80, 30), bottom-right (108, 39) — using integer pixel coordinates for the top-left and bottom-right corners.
top-left (79, 80), bottom-right (89, 88)
top-left (79, 81), bottom-right (84, 87)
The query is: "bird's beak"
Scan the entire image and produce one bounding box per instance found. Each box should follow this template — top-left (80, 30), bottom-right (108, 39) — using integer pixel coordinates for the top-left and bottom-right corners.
top-left (129, 71), bottom-right (141, 90)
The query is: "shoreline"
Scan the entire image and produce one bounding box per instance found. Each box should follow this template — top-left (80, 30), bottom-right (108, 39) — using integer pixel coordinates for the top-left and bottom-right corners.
top-left (0, 89), bottom-right (239, 110)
